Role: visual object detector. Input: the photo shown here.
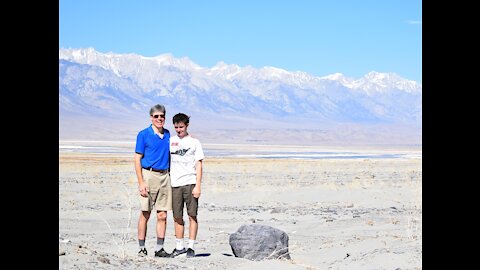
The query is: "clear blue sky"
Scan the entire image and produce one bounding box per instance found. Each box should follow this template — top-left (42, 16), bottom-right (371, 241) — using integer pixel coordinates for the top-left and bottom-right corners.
top-left (59, 0), bottom-right (422, 82)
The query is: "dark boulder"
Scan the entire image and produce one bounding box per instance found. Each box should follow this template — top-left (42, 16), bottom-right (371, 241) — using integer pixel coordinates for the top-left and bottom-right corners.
top-left (229, 224), bottom-right (291, 261)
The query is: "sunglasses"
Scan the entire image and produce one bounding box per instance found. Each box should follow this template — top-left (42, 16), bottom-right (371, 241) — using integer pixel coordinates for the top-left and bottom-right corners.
top-left (152, 114), bottom-right (165, 119)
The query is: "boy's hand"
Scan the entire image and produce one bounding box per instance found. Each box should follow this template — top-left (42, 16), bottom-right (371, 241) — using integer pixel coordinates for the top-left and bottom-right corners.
top-left (192, 186), bottom-right (201, 198)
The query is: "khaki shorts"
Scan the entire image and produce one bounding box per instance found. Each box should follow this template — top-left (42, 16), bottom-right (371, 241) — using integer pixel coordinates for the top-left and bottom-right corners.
top-left (139, 169), bottom-right (172, 212)
top-left (172, 184), bottom-right (198, 218)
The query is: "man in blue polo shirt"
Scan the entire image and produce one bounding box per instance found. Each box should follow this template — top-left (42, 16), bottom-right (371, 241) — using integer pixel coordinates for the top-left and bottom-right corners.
top-left (134, 104), bottom-right (172, 258)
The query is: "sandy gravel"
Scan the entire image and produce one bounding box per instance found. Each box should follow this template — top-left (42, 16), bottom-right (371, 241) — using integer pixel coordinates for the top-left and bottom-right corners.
top-left (59, 151), bottom-right (421, 269)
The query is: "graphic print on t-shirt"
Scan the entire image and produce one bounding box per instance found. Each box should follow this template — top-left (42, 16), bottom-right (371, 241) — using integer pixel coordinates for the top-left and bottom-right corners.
top-left (172, 148), bottom-right (190, 156)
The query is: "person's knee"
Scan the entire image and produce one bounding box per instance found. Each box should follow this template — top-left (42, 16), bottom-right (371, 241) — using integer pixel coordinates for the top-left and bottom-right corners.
top-left (188, 215), bottom-right (197, 223)
top-left (141, 211), bottom-right (151, 219)
top-left (174, 217), bottom-right (184, 225)
top-left (157, 211), bottom-right (167, 221)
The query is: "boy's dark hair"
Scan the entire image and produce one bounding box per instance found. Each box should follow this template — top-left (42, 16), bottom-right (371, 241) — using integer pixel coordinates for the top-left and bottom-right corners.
top-left (173, 113), bottom-right (190, 125)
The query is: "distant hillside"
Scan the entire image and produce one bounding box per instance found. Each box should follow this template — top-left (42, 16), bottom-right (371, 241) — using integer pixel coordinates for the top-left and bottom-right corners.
top-left (59, 48), bottom-right (421, 146)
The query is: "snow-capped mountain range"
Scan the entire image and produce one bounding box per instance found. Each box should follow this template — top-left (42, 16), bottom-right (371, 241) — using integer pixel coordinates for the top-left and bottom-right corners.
top-left (59, 48), bottom-right (421, 145)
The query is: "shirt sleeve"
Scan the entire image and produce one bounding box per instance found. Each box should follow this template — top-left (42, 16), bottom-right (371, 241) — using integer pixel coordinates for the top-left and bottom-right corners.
top-left (135, 131), bottom-right (145, 155)
top-left (194, 139), bottom-right (205, 161)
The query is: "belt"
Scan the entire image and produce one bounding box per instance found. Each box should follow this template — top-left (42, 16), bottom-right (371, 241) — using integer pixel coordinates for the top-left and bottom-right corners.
top-left (144, 167), bottom-right (169, 173)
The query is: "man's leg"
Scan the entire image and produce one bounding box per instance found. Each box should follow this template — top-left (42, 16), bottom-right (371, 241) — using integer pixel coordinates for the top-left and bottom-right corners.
top-left (156, 210), bottom-right (167, 238)
top-left (138, 211), bottom-right (151, 240)
top-left (153, 210), bottom-right (171, 257)
top-left (138, 211), bottom-right (150, 256)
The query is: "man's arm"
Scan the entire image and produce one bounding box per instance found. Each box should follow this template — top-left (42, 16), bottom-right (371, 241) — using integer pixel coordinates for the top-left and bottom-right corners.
top-left (135, 153), bottom-right (148, 197)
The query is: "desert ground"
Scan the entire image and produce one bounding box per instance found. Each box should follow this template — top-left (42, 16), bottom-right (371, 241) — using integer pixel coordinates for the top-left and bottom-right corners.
top-left (59, 142), bottom-right (421, 269)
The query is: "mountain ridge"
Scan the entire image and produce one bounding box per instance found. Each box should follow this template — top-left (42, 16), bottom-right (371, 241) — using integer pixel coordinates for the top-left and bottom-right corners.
top-left (59, 48), bottom-right (421, 146)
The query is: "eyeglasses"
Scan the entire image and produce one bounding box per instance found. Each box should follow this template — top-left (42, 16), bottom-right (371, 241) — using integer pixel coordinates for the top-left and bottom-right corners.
top-left (152, 114), bottom-right (165, 119)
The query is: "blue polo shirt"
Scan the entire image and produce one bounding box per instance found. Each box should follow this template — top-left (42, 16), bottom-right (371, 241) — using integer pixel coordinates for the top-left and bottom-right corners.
top-left (135, 125), bottom-right (170, 170)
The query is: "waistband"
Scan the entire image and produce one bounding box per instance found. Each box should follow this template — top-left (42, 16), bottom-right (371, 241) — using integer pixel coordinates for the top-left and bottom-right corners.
top-left (143, 167), bottom-right (169, 174)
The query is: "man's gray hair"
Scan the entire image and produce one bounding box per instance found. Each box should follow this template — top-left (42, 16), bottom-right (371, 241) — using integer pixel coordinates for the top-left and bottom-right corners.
top-left (149, 104), bottom-right (166, 116)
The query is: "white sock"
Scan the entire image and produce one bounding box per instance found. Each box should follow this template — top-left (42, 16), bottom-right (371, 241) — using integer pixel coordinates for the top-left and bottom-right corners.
top-left (188, 239), bottom-right (195, 249)
top-left (176, 238), bottom-right (184, 250)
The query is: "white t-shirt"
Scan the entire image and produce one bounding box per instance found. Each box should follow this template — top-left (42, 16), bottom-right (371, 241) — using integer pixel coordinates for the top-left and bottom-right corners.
top-left (169, 135), bottom-right (205, 187)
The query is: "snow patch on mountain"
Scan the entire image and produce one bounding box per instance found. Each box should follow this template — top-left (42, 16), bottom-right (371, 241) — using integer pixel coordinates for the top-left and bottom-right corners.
top-left (59, 48), bottom-right (422, 145)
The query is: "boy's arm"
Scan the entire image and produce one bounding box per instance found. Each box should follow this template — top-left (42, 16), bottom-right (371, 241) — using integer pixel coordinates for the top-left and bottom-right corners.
top-left (192, 159), bottom-right (203, 198)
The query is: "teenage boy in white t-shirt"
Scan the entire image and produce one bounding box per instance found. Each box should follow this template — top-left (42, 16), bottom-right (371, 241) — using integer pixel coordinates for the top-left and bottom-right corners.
top-left (169, 113), bottom-right (205, 258)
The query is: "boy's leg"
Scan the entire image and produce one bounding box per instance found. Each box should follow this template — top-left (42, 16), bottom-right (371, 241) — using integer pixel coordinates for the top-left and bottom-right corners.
top-left (186, 184), bottom-right (199, 257)
top-left (188, 215), bottom-right (198, 241)
top-left (171, 185), bottom-right (187, 256)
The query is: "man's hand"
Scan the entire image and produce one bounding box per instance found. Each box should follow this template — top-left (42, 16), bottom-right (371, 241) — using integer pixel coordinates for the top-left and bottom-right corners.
top-left (138, 182), bottom-right (149, 197)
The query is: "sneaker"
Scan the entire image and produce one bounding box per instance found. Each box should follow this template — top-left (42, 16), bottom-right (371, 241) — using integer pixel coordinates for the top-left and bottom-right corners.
top-left (170, 248), bottom-right (187, 257)
top-left (138, 248), bottom-right (147, 257)
top-left (154, 248), bottom-right (171, 258)
top-left (186, 248), bottom-right (195, 258)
